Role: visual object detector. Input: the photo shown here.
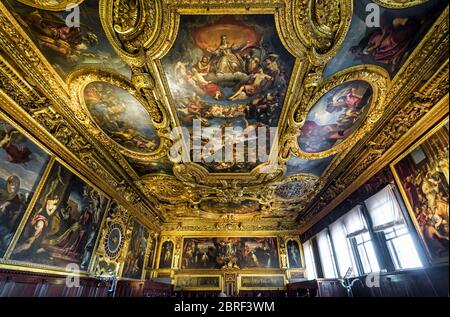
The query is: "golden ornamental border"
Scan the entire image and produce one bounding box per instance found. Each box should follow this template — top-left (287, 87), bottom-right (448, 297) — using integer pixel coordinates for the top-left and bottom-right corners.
top-left (290, 0), bottom-right (353, 64)
top-left (372, 0), bottom-right (430, 9)
top-left (16, 0), bottom-right (85, 11)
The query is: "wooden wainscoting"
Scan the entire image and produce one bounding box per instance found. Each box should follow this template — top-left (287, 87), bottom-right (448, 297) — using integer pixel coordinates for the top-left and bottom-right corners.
top-left (0, 269), bottom-right (174, 297)
top-left (0, 269), bottom-right (109, 297)
top-left (115, 279), bottom-right (174, 297)
top-left (288, 266), bottom-right (449, 297)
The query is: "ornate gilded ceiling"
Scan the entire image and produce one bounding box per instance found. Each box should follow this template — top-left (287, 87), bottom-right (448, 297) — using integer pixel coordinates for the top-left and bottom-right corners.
top-left (0, 0), bottom-right (448, 232)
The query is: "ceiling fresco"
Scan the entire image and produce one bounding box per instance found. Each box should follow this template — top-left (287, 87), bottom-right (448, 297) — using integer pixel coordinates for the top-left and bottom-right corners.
top-left (0, 0), bottom-right (448, 229)
top-left (3, 0), bottom-right (130, 79)
top-left (323, 0), bottom-right (446, 78)
top-left (161, 15), bottom-right (295, 173)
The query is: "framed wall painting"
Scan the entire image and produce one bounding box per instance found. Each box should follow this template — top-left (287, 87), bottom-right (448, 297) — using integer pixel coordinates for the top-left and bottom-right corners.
top-left (158, 240), bottom-right (174, 269)
top-left (286, 239), bottom-right (303, 269)
top-left (0, 113), bottom-right (52, 258)
top-left (238, 274), bottom-right (286, 291)
top-left (8, 157), bottom-right (111, 273)
top-left (174, 275), bottom-right (222, 291)
top-left (146, 236), bottom-right (157, 270)
top-left (121, 220), bottom-right (149, 280)
top-left (390, 117), bottom-right (449, 264)
top-left (181, 237), bottom-right (280, 269)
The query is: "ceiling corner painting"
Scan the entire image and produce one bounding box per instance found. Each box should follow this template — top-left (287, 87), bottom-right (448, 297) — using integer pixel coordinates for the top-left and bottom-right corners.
top-left (285, 155), bottom-right (335, 178)
top-left (83, 81), bottom-right (160, 155)
top-left (4, 0), bottom-right (130, 79)
top-left (323, 0), bottom-right (447, 79)
top-left (162, 15), bottom-right (295, 173)
top-left (298, 80), bottom-right (373, 154)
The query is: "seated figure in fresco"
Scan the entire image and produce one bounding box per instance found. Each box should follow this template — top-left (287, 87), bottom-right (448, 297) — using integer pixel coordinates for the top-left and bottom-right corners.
top-left (207, 35), bottom-right (248, 75)
top-left (350, 16), bottom-right (421, 72)
top-left (194, 56), bottom-right (212, 77)
top-left (0, 176), bottom-right (25, 253)
top-left (325, 87), bottom-right (364, 114)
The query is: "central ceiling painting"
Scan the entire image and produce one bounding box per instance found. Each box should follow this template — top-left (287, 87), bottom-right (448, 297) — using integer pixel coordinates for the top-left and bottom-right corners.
top-left (162, 15), bottom-right (295, 173)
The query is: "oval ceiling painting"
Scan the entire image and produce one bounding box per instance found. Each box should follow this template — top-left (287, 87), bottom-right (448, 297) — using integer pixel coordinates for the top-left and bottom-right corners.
top-left (83, 82), bottom-right (160, 154)
top-left (298, 80), bottom-right (373, 154)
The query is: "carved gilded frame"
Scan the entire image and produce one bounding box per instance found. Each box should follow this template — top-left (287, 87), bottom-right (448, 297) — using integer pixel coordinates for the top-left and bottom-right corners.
top-left (290, 65), bottom-right (390, 159)
top-left (16, 0), bottom-right (85, 11)
top-left (67, 68), bottom-right (170, 162)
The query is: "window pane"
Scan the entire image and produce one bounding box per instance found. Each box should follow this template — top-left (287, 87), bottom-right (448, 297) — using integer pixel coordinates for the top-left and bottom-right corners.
top-left (329, 221), bottom-right (359, 277)
top-left (391, 234), bottom-right (423, 269)
top-left (387, 240), bottom-right (401, 269)
top-left (303, 241), bottom-right (317, 280)
top-left (364, 241), bottom-right (380, 272)
top-left (317, 230), bottom-right (338, 278)
top-left (355, 233), bottom-right (380, 274)
top-left (357, 244), bottom-right (371, 274)
top-left (396, 226), bottom-right (409, 236)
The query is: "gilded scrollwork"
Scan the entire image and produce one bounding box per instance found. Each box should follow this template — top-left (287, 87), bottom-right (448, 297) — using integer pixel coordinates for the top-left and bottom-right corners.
top-left (137, 174), bottom-right (194, 204)
top-left (290, 0), bottom-right (353, 63)
top-left (16, 0), bottom-right (85, 11)
top-left (99, 0), bottom-right (163, 67)
top-left (372, 0), bottom-right (430, 9)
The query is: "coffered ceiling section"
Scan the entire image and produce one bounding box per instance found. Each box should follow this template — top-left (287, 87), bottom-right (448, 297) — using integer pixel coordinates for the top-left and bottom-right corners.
top-left (0, 0), bottom-right (448, 226)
